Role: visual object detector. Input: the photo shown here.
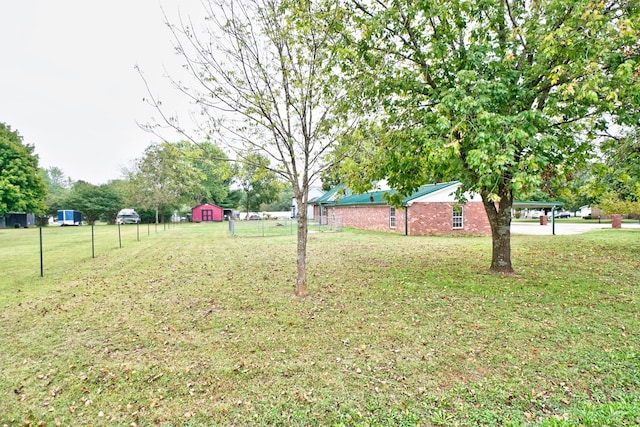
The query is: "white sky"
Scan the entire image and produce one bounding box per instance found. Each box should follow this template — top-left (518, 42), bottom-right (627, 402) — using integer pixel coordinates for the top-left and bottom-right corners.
top-left (0, 1), bottom-right (204, 185)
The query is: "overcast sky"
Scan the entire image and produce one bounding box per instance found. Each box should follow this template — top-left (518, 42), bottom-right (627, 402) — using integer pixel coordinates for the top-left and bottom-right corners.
top-left (0, 1), bottom-right (203, 185)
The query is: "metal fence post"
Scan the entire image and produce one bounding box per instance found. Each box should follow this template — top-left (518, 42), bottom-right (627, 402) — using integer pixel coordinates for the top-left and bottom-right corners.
top-left (39, 225), bottom-right (44, 277)
top-left (92, 224), bottom-right (95, 258)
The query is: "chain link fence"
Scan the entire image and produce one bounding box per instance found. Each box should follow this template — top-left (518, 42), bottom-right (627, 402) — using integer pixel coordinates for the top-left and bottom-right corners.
top-left (229, 217), bottom-right (342, 237)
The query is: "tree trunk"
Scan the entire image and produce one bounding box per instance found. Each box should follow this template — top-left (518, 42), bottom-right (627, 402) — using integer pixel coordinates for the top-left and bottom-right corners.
top-left (295, 197), bottom-right (309, 297)
top-left (481, 186), bottom-right (514, 274)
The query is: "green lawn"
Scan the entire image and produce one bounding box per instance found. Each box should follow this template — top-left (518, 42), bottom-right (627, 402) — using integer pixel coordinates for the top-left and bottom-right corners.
top-left (0, 223), bottom-right (638, 426)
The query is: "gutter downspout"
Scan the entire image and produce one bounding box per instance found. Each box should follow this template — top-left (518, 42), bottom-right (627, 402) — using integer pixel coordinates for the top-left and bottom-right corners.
top-left (405, 205), bottom-right (409, 236)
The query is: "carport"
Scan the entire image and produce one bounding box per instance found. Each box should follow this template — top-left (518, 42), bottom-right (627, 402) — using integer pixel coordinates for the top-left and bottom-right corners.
top-left (513, 201), bottom-right (563, 235)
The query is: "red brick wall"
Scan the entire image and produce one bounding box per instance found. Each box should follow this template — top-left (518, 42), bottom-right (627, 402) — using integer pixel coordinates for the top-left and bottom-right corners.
top-left (329, 202), bottom-right (490, 236)
top-left (329, 205), bottom-right (406, 234)
top-left (407, 202), bottom-right (490, 235)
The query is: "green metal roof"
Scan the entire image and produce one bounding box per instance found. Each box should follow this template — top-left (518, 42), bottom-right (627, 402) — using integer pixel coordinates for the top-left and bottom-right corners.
top-left (314, 184), bottom-right (563, 208)
top-left (313, 184), bottom-right (347, 203)
top-left (513, 201), bottom-right (563, 208)
top-left (315, 182), bottom-right (459, 206)
top-left (336, 190), bottom-right (390, 205)
top-left (402, 182), bottom-right (459, 203)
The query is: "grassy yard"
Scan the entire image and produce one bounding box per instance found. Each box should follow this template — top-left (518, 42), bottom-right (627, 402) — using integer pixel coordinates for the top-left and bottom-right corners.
top-left (0, 224), bottom-right (638, 426)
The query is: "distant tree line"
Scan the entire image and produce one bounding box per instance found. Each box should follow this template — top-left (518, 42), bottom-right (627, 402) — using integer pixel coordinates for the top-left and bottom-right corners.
top-left (2, 122), bottom-right (287, 225)
top-left (38, 141), bottom-right (288, 225)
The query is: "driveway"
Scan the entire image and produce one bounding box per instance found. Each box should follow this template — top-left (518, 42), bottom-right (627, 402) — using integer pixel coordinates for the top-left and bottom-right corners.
top-left (511, 221), bottom-right (640, 235)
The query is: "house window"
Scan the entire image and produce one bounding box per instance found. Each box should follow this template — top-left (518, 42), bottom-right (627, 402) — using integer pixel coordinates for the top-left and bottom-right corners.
top-left (452, 205), bottom-right (463, 229)
top-left (390, 207), bottom-right (396, 228)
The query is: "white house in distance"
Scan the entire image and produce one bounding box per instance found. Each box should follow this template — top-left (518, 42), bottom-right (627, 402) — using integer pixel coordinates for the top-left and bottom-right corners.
top-left (292, 186), bottom-right (324, 220)
top-left (578, 206), bottom-right (592, 217)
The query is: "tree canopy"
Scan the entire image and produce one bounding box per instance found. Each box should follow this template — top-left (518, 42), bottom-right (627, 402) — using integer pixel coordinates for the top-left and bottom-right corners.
top-left (40, 166), bottom-right (72, 217)
top-left (338, 0), bottom-right (640, 272)
top-left (127, 142), bottom-right (202, 224)
top-left (234, 152), bottom-right (281, 215)
top-left (593, 132), bottom-right (640, 214)
top-left (175, 141), bottom-right (233, 207)
top-left (64, 180), bottom-right (123, 225)
top-left (0, 122), bottom-right (47, 215)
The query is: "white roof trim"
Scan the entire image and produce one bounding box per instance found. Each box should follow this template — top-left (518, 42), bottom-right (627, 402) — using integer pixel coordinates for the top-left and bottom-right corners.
top-left (406, 182), bottom-right (482, 205)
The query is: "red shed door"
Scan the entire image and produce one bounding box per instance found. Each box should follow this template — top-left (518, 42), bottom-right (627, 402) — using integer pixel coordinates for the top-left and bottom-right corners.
top-left (202, 209), bottom-right (213, 222)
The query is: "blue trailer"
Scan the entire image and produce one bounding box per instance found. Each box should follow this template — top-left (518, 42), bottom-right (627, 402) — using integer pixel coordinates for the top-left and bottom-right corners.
top-left (57, 210), bottom-right (82, 226)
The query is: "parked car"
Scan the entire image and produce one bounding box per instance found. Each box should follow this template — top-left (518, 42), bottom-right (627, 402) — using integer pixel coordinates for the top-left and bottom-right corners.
top-left (116, 208), bottom-right (141, 224)
top-left (554, 211), bottom-right (571, 219)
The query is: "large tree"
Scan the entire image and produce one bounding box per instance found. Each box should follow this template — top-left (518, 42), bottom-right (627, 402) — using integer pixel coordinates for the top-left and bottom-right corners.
top-left (262, 185), bottom-right (295, 211)
top-left (592, 132), bottom-right (640, 215)
top-left (127, 142), bottom-right (201, 224)
top-left (153, 0), bottom-right (358, 295)
top-left (0, 122), bottom-right (47, 215)
top-left (40, 166), bottom-right (72, 217)
top-left (64, 181), bottom-right (123, 225)
top-left (234, 152), bottom-right (281, 216)
top-left (175, 141), bottom-right (233, 206)
top-left (339, 0), bottom-right (639, 272)
top-left (589, 23), bottom-right (640, 216)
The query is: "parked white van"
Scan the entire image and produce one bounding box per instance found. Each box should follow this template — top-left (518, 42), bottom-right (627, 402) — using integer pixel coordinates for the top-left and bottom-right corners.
top-left (116, 209), bottom-right (141, 224)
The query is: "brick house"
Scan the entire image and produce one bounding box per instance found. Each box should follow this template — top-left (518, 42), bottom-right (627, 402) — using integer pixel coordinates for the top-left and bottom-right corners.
top-left (313, 181), bottom-right (491, 236)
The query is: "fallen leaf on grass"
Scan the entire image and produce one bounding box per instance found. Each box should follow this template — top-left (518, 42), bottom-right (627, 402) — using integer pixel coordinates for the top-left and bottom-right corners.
top-left (147, 373), bottom-right (163, 382)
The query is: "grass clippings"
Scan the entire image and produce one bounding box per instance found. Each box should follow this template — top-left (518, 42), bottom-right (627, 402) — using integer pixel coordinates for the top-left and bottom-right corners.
top-left (0, 223), bottom-right (638, 426)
